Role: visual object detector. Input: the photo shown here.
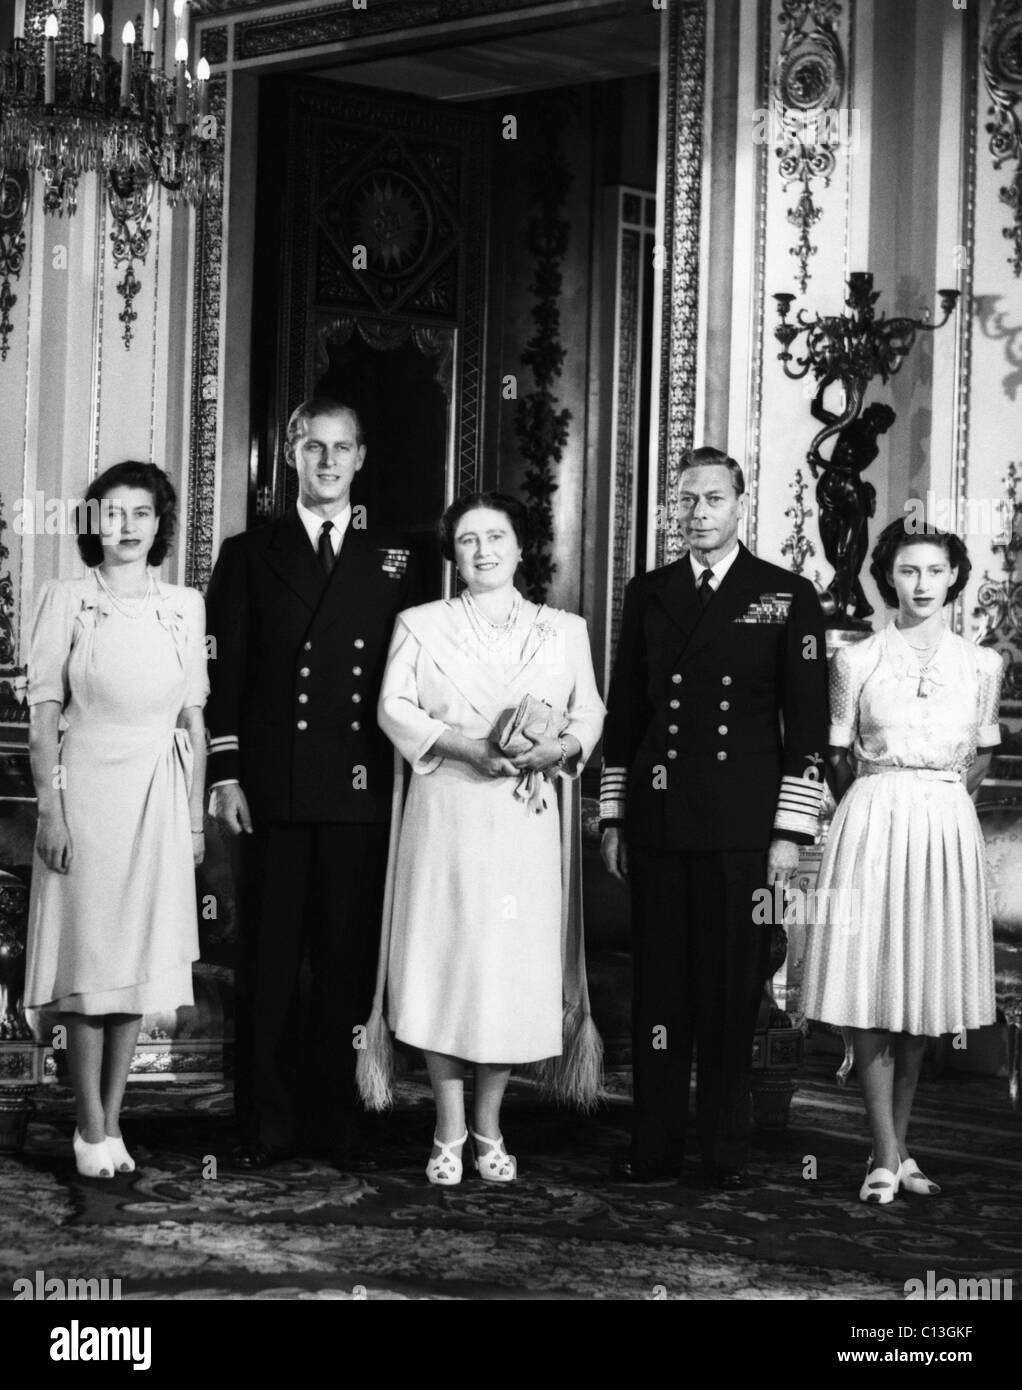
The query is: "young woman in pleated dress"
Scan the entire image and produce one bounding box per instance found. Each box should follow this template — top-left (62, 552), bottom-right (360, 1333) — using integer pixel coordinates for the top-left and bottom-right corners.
top-left (24, 462), bottom-right (208, 1179)
top-left (801, 519), bottom-right (1003, 1205)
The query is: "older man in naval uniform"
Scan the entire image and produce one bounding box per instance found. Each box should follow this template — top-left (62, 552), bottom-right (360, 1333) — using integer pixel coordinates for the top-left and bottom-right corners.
top-left (206, 398), bottom-right (415, 1171)
top-left (600, 447), bottom-right (828, 1188)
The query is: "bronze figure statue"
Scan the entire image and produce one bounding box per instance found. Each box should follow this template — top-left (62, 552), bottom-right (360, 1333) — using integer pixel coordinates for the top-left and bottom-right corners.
top-left (809, 381), bottom-right (896, 628)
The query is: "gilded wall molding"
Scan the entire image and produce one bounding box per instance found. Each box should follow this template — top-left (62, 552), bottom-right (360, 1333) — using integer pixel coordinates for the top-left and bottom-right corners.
top-left (226, 0), bottom-right (590, 61)
top-left (186, 77), bottom-right (227, 592)
top-left (953, 0), bottom-right (980, 640)
top-left (745, 0), bottom-right (774, 554)
top-left (982, 0), bottom-right (1022, 277)
top-left (0, 172), bottom-right (28, 364)
top-left (655, 0), bottom-right (706, 567)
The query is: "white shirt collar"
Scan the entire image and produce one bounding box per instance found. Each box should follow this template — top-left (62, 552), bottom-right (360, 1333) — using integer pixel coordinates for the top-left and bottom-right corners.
top-left (690, 541), bottom-right (740, 588)
top-left (296, 499), bottom-right (352, 556)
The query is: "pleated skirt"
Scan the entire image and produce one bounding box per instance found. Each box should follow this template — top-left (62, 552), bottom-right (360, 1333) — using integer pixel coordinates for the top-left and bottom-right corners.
top-left (801, 769), bottom-right (996, 1036)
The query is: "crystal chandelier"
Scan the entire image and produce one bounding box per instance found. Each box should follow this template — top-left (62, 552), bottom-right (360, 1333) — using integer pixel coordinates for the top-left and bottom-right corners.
top-left (0, 0), bottom-right (218, 217)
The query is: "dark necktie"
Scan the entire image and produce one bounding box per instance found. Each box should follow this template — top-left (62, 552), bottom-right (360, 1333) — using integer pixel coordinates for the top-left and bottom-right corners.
top-left (318, 520), bottom-right (335, 577)
top-left (698, 567), bottom-right (715, 608)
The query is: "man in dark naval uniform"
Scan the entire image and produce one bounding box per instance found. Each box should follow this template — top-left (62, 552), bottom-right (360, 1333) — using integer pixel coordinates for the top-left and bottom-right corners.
top-left (600, 447), bottom-right (828, 1188)
top-left (206, 397), bottom-right (415, 1171)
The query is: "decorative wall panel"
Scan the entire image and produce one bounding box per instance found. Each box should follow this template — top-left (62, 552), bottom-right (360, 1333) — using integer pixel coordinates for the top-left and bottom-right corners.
top-left (654, 0), bottom-right (706, 568)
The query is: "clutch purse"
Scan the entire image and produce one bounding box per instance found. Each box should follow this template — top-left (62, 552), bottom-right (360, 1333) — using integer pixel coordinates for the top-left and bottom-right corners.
top-left (494, 694), bottom-right (570, 812)
top-left (496, 693), bottom-right (569, 754)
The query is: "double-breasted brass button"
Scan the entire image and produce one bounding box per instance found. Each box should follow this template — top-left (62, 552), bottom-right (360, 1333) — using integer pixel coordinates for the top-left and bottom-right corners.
top-left (299, 667), bottom-right (311, 678)
top-left (297, 720), bottom-right (308, 731)
top-left (721, 675), bottom-right (732, 686)
top-left (671, 674), bottom-right (682, 685)
top-left (352, 666), bottom-right (362, 677)
top-left (354, 638), bottom-right (365, 650)
top-left (298, 693), bottom-right (309, 705)
top-left (303, 641), bottom-right (312, 652)
top-left (668, 724), bottom-right (679, 735)
top-left (717, 750), bottom-right (727, 761)
top-left (720, 700), bottom-right (730, 711)
top-left (669, 699), bottom-right (680, 710)
top-left (667, 749), bottom-right (678, 760)
top-left (352, 693), bottom-right (362, 704)
top-left (351, 720), bottom-right (361, 732)
top-left (718, 724), bottom-right (728, 735)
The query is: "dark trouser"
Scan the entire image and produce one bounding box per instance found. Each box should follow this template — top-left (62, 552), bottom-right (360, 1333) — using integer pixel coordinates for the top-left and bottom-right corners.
top-left (628, 847), bottom-right (772, 1173)
top-left (233, 822), bottom-right (388, 1151)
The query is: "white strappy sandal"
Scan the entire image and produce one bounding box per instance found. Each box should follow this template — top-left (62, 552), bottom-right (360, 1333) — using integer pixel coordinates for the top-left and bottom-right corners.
top-left (426, 1132), bottom-right (467, 1186)
top-left (470, 1129), bottom-right (517, 1184)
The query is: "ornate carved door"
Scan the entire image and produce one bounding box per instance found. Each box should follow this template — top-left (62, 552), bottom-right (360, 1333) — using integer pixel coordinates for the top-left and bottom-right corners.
top-left (251, 78), bottom-right (491, 594)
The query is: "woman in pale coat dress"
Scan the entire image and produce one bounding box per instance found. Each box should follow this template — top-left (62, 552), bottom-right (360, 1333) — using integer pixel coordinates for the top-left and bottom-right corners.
top-left (369, 493), bottom-right (605, 1185)
top-left (25, 462), bottom-right (207, 1179)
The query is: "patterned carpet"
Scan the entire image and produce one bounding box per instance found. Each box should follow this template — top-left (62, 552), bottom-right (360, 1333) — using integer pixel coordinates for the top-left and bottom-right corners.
top-left (1, 1061), bottom-right (1019, 1301)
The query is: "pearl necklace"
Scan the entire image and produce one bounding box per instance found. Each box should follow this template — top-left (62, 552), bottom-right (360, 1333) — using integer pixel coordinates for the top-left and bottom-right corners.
top-left (460, 589), bottom-right (522, 644)
top-left (896, 623), bottom-right (944, 698)
top-left (95, 568), bottom-right (154, 619)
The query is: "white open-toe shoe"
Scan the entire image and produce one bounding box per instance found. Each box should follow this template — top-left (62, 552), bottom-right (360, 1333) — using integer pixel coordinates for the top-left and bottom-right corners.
top-left (73, 1129), bottom-right (115, 1179)
top-left (470, 1129), bottom-right (517, 1184)
top-left (859, 1158), bottom-right (900, 1205)
top-left (898, 1156), bottom-right (941, 1195)
top-left (426, 1132), bottom-right (467, 1186)
top-left (105, 1134), bottom-right (136, 1174)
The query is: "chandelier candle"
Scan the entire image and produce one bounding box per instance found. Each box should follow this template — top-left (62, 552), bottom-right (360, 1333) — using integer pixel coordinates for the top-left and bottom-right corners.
top-left (143, 0), bottom-right (155, 53)
top-left (82, 0), bottom-right (94, 46)
top-left (174, 0), bottom-right (189, 45)
top-left (120, 23), bottom-right (134, 109)
top-left (13, 0), bottom-right (26, 42)
top-left (196, 57), bottom-right (209, 118)
top-left (175, 39), bottom-right (188, 124)
top-left (43, 13), bottom-right (56, 107)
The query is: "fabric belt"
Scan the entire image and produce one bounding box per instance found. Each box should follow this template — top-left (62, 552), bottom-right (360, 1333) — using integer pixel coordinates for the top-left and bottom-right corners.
top-left (856, 763), bottom-right (961, 783)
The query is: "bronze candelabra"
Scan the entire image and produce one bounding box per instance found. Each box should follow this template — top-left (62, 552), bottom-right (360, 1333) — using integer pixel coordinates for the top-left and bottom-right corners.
top-left (773, 272), bottom-right (960, 628)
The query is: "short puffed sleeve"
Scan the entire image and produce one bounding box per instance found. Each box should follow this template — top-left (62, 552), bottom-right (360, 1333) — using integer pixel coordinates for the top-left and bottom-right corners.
top-left (26, 580), bottom-right (75, 707)
top-left (976, 647), bottom-right (1004, 750)
top-left (827, 645), bottom-right (861, 749)
top-left (182, 588), bottom-right (210, 709)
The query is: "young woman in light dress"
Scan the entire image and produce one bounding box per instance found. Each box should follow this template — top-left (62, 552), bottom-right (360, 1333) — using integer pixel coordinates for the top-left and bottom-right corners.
top-left (801, 519), bottom-right (1003, 1204)
top-left (372, 493), bottom-right (605, 1185)
top-left (24, 462), bottom-right (207, 1179)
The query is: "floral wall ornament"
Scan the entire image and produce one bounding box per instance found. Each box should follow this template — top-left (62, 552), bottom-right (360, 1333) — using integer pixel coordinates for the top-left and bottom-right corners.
top-left (108, 168), bottom-right (153, 349)
top-left (514, 94), bottom-right (575, 604)
top-left (781, 467), bottom-right (816, 576)
top-left (772, 0), bottom-right (845, 293)
top-left (983, 0), bottom-right (1022, 276)
top-left (0, 170), bottom-right (28, 363)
